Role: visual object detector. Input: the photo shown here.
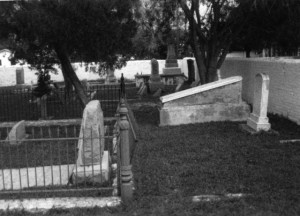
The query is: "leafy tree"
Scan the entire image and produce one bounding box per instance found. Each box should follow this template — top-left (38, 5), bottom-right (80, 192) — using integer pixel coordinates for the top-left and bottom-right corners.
top-left (236, 0), bottom-right (300, 57)
top-left (132, 0), bottom-right (189, 59)
top-left (0, 0), bottom-right (137, 107)
top-left (177, 0), bottom-right (252, 84)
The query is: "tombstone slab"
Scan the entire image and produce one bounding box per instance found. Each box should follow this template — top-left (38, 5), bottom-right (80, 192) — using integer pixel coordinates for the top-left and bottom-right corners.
top-left (6, 120), bottom-right (26, 145)
top-left (74, 100), bottom-right (107, 184)
top-left (159, 76), bottom-right (250, 126)
top-left (149, 59), bottom-right (164, 93)
top-left (73, 151), bottom-right (110, 184)
top-left (163, 44), bottom-right (182, 75)
top-left (246, 73), bottom-right (271, 131)
top-left (16, 67), bottom-right (25, 85)
top-left (105, 68), bottom-right (117, 84)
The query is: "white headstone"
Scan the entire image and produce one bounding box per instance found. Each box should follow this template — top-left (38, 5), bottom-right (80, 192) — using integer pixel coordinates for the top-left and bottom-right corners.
top-left (247, 73), bottom-right (271, 131)
top-left (76, 100), bottom-right (105, 166)
top-left (6, 120), bottom-right (26, 145)
top-left (73, 100), bottom-right (110, 184)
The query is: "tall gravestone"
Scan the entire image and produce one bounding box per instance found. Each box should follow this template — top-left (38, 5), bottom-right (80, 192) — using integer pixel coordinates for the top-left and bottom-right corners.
top-left (16, 67), bottom-right (24, 85)
top-left (246, 73), bottom-right (271, 131)
top-left (73, 100), bottom-right (110, 184)
top-left (149, 59), bottom-right (164, 93)
top-left (163, 44), bottom-right (181, 75)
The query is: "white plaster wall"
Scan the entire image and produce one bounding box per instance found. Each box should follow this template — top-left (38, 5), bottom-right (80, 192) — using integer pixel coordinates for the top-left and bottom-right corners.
top-left (221, 57), bottom-right (300, 124)
top-left (0, 60), bottom-right (183, 86)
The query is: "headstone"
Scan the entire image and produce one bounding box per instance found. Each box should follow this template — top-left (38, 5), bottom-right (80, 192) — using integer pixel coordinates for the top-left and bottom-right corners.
top-left (163, 44), bottom-right (182, 75)
top-left (73, 100), bottom-right (110, 184)
top-left (105, 68), bottom-right (117, 84)
top-left (246, 73), bottom-right (271, 131)
top-left (187, 59), bottom-right (195, 84)
top-left (16, 67), bottom-right (24, 85)
top-left (77, 100), bottom-right (105, 166)
top-left (149, 59), bottom-right (164, 93)
top-left (6, 120), bottom-right (26, 145)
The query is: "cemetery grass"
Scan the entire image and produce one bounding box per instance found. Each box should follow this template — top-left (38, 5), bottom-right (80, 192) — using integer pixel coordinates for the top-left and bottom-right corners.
top-left (1, 101), bottom-right (300, 215)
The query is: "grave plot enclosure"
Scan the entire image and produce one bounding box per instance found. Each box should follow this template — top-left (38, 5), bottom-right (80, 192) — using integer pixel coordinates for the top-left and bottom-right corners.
top-left (0, 119), bottom-right (114, 199)
top-left (159, 76), bottom-right (250, 126)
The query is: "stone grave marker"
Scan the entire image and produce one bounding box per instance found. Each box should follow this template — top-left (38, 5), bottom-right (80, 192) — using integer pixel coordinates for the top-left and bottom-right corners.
top-left (246, 73), bottom-right (271, 132)
top-left (16, 67), bottom-right (24, 85)
top-left (73, 100), bottom-right (110, 184)
top-left (163, 44), bottom-right (181, 75)
top-left (6, 120), bottom-right (26, 145)
top-left (149, 59), bottom-right (164, 93)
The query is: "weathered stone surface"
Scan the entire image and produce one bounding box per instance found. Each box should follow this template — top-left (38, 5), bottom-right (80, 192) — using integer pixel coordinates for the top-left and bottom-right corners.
top-left (165, 63), bottom-right (179, 68)
top-left (16, 67), bottom-right (24, 85)
top-left (105, 68), bottom-right (117, 84)
top-left (166, 44), bottom-right (177, 60)
top-left (163, 67), bottom-right (181, 75)
top-left (149, 58), bottom-right (164, 93)
top-left (166, 59), bottom-right (178, 64)
top-left (162, 77), bottom-right (243, 107)
top-left (77, 100), bottom-right (104, 166)
top-left (149, 81), bottom-right (164, 93)
top-left (246, 73), bottom-right (270, 131)
top-left (164, 81), bottom-right (242, 107)
top-left (159, 76), bottom-right (250, 126)
top-left (73, 151), bottom-right (110, 184)
top-left (6, 120), bottom-right (26, 145)
top-left (153, 88), bottom-right (162, 97)
top-left (151, 59), bottom-right (159, 75)
top-left (160, 102), bottom-right (250, 126)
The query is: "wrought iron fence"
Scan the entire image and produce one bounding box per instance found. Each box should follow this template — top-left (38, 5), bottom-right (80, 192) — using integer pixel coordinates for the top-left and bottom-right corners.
top-left (0, 84), bottom-right (122, 121)
top-left (0, 124), bottom-right (115, 199)
top-left (113, 98), bottom-right (138, 203)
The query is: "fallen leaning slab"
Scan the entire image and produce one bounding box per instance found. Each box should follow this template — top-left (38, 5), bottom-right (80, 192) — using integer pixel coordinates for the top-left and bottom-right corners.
top-left (159, 76), bottom-right (250, 126)
top-left (6, 120), bottom-right (26, 145)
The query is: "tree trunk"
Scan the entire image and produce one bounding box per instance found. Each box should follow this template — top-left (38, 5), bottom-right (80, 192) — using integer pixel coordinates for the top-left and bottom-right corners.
top-left (189, 21), bottom-right (207, 85)
top-left (54, 45), bottom-right (89, 108)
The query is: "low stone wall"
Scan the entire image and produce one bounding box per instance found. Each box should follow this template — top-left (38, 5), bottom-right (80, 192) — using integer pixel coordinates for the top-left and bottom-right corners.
top-left (159, 76), bottom-right (250, 126)
top-left (221, 57), bottom-right (300, 124)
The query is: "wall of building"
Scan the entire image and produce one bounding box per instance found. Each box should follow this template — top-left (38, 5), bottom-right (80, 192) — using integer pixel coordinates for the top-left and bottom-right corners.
top-left (221, 57), bottom-right (300, 124)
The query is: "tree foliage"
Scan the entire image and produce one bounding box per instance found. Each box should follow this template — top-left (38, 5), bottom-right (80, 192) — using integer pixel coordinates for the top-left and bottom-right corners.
top-left (177, 0), bottom-right (252, 84)
top-left (132, 0), bottom-right (189, 59)
top-left (1, 0), bottom-right (138, 107)
top-left (235, 0), bottom-right (300, 57)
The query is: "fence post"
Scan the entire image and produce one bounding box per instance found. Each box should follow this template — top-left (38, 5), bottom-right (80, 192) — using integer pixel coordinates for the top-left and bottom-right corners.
top-left (120, 73), bottom-right (126, 100)
top-left (119, 99), bottom-right (133, 203)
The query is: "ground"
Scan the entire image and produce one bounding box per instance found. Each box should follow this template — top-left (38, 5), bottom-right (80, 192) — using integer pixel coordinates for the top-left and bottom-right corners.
top-left (0, 99), bottom-right (299, 216)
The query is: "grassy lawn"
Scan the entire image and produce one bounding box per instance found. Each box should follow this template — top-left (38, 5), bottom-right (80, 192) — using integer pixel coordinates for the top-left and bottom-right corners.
top-left (1, 99), bottom-right (299, 215)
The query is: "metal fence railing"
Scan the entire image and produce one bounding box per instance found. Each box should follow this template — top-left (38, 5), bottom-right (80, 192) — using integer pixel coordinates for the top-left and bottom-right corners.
top-left (0, 124), bottom-right (114, 199)
top-left (113, 97), bottom-right (138, 204)
top-left (0, 83), bottom-right (139, 122)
